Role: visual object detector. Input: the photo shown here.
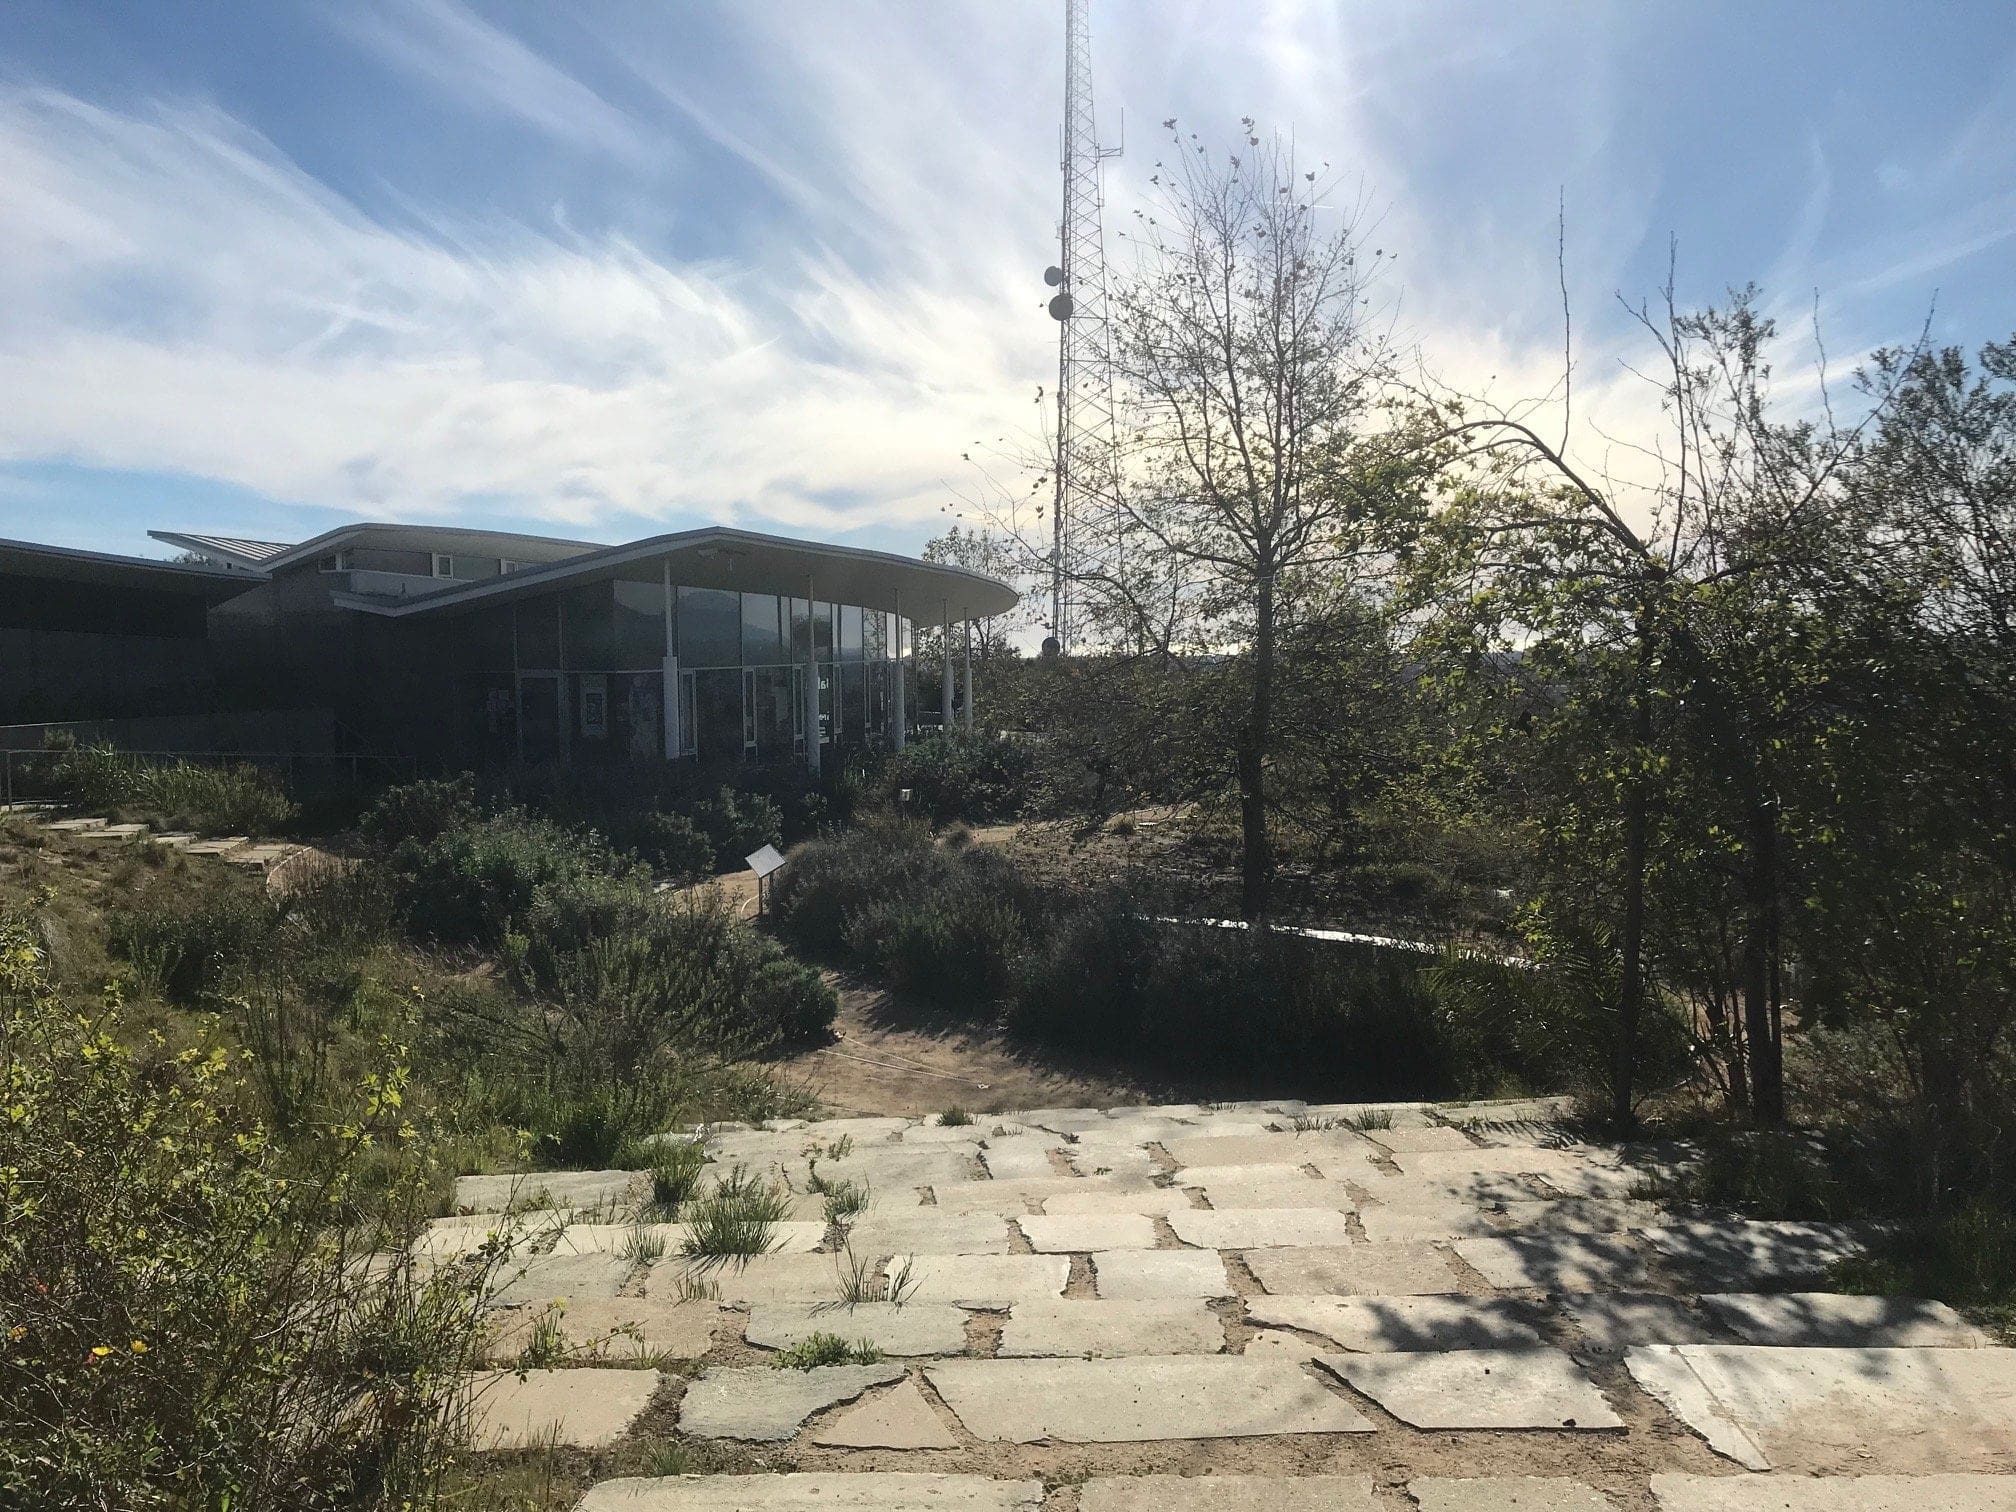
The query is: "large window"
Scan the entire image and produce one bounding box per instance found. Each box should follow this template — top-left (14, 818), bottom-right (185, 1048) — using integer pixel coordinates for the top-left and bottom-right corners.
top-left (840, 604), bottom-right (864, 661)
top-left (812, 601), bottom-right (834, 661)
top-left (614, 581), bottom-right (667, 666)
top-left (789, 597), bottom-right (811, 661)
top-left (515, 599), bottom-right (559, 668)
top-left (864, 609), bottom-right (889, 660)
top-left (693, 668), bottom-right (743, 765)
top-left (677, 587), bottom-right (741, 668)
top-left (752, 666), bottom-right (795, 762)
top-left (741, 593), bottom-right (785, 664)
top-left (562, 584), bottom-right (616, 669)
top-left (434, 553), bottom-right (500, 580)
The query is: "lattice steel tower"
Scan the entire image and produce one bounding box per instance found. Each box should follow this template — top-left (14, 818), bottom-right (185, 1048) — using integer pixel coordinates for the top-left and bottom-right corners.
top-left (1042, 0), bottom-right (1121, 655)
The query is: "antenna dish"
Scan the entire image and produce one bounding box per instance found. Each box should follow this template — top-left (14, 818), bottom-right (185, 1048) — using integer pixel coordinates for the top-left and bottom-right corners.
top-left (1048, 291), bottom-right (1074, 321)
top-left (1043, 265), bottom-right (1065, 286)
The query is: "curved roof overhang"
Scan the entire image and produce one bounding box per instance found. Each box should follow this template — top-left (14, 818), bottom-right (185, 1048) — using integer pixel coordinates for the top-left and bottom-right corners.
top-left (334, 525), bottom-right (1019, 622)
top-left (1, 537), bottom-right (261, 598)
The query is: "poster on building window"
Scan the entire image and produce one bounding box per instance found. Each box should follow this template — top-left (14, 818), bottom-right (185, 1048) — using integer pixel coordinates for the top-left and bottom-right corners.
top-left (627, 678), bottom-right (660, 759)
top-left (580, 674), bottom-right (608, 739)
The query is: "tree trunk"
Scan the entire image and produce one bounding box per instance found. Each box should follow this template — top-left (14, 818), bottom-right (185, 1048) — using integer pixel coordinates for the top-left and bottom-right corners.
top-left (1612, 611), bottom-right (1655, 1131)
top-left (1743, 799), bottom-right (1786, 1122)
top-left (1239, 569), bottom-right (1277, 919)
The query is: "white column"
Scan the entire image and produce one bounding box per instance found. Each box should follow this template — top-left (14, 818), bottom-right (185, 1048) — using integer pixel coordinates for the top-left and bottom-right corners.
top-left (804, 577), bottom-right (822, 775)
top-left (962, 618), bottom-right (975, 732)
top-left (661, 561), bottom-right (680, 759)
top-left (940, 599), bottom-right (954, 734)
top-left (891, 591), bottom-right (907, 751)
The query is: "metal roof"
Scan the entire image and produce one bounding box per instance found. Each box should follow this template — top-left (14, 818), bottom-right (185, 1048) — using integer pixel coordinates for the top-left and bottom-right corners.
top-left (147, 531), bottom-right (294, 571)
top-left (333, 524), bottom-right (1020, 622)
top-left (0, 537), bottom-right (264, 596)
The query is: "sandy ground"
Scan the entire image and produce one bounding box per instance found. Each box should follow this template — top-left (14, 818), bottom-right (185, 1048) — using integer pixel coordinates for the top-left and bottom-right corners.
top-left (778, 979), bottom-right (1148, 1119)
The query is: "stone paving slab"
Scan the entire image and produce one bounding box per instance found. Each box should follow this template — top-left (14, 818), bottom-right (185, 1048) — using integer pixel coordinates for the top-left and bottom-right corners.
top-left (979, 1137), bottom-right (1066, 1180)
top-left (1318, 1348), bottom-right (1624, 1430)
top-left (1699, 1292), bottom-right (1993, 1348)
top-left (485, 1252), bottom-right (633, 1309)
top-left (1077, 1475), bottom-right (1381, 1510)
top-left (1641, 1220), bottom-right (1873, 1287)
top-left (1173, 1161), bottom-right (1315, 1185)
top-left (1038, 1185), bottom-right (1198, 1216)
top-left (1350, 1169), bottom-right (1557, 1204)
top-left (935, 1177), bottom-right (1147, 1214)
top-left (807, 1149), bottom-right (982, 1191)
top-left (1092, 1249), bottom-right (1233, 1299)
top-left (1019, 1212), bottom-right (1158, 1252)
top-left (678, 1363), bottom-right (905, 1441)
top-left (893, 1253), bottom-right (1071, 1306)
top-left (897, 1123), bottom-right (989, 1145)
top-left (1453, 1233), bottom-right (1650, 1291)
top-left (1498, 1199), bottom-right (1663, 1234)
top-left (1068, 1146), bottom-right (1162, 1180)
top-left (1411, 1477), bottom-right (1618, 1510)
top-left (1165, 1207), bottom-right (1358, 1249)
top-left (745, 1302), bottom-right (970, 1357)
top-left (43, 817), bottom-right (109, 831)
top-left (77, 822), bottom-right (148, 837)
top-left (1163, 1132), bottom-right (1376, 1172)
top-left (925, 1356), bottom-right (1374, 1442)
top-left (484, 1298), bottom-right (719, 1362)
top-left (810, 1378), bottom-right (959, 1449)
top-left (999, 1298), bottom-right (1225, 1357)
top-left (796, 1117), bottom-right (914, 1142)
top-left (1626, 1344), bottom-right (2016, 1473)
top-left (413, 1214), bottom-right (556, 1259)
top-left (646, 1253), bottom-right (856, 1305)
top-left (575, 1474), bottom-right (1044, 1510)
top-left (1403, 1147), bottom-right (1620, 1181)
top-left (1069, 1118), bottom-right (1203, 1146)
top-left (1555, 1292), bottom-right (1717, 1352)
top-left (1008, 1107), bottom-right (1121, 1133)
top-left (1361, 1125), bottom-right (1485, 1155)
top-left (182, 836), bottom-right (249, 855)
top-left (466, 1368), bottom-right (661, 1449)
top-left (1191, 1178), bottom-right (1357, 1212)
top-left (1245, 1294), bottom-right (1547, 1352)
top-left (554, 1221), bottom-right (827, 1256)
top-left (1649, 1474), bottom-right (2016, 1511)
top-left (454, 1169), bottom-right (642, 1215)
top-left (846, 1210), bottom-right (1013, 1256)
top-left (1357, 1199), bottom-right (1506, 1243)
top-left (1245, 1242), bottom-right (1468, 1297)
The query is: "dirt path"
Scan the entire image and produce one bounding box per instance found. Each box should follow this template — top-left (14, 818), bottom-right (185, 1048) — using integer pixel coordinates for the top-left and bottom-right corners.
top-left (778, 978), bottom-right (1150, 1118)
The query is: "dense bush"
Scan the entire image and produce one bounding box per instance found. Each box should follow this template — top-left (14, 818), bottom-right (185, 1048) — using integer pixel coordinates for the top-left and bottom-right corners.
top-left (632, 808), bottom-right (716, 878)
top-left (108, 886), bottom-right (280, 1004)
top-left (883, 733), bottom-right (1036, 822)
top-left (688, 785), bottom-right (785, 871)
top-left (390, 809), bottom-right (650, 952)
top-left (48, 747), bottom-right (298, 836)
top-left (358, 773), bottom-right (481, 848)
top-left (0, 917), bottom-right (487, 1508)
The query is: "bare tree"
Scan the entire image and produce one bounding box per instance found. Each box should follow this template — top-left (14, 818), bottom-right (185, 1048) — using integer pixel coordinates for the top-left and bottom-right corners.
top-left (1048, 122), bottom-right (1403, 916)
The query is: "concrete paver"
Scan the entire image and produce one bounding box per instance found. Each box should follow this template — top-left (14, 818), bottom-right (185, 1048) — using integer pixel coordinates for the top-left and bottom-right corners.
top-left (454, 1168), bottom-right (641, 1215)
top-left (1649, 1475), bottom-right (2016, 1511)
top-left (645, 1253), bottom-right (856, 1305)
top-left (893, 1253), bottom-right (1071, 1306)
top-left (1626, 1344), bottom-right (2016, 1472)
top-left (809, 1379), bottom-right (959, 1449)
top-left (484, 1298), bottom-right (719, 1362)
top-left (466, 1368), bottom-right (661, 1449)
top-left (1497, 1199), bottom-right (1662, 1234)
top-left (1411, 1478), bottom-right (1617, 1510)
top-left (846, 1210), bottom-right (1013, 1256)
top-left (1092, 1249), bottom-right (1234, 1299)
top-left (554, 1221), bottom-right (826, 1256)
top-left (1641, 1220), bottom-right (1873, 1287)
top-left (1318, 1348), bottom-right (1624, 1429)
top-left (1163, 1132), bottom-right (1376, 1172)
top-left (926, 1356), bottom-right (1374, 1442)
top-left (1078, 1476), bottom-right (1380, 1510)
top-left (1245, 1243), bottom-right (1468, 1297)
top-left (1245, 1294), bottom-right (1546, 1352)
top-left (1554, 1292), bottom-right (1716, 1352)
top-left (1019, 1212), bottom-right (1158, 1252)
top-left (999, 1298), bottom-right (1225, 1357)
top-left (1453, 1233), bottom-right (1650, 1291)
top-left (1358, 1199), bottom-right (1505, 1243)
top-left (745, 1302), bottom-right (970, 1357)
top-left (485, 1252), bottom-right (633, 1309)
top-left (1699, 1292), bottom-right (1992, 1348)
top-left (678, 1363), bottom-right (905, 1441)
top-left (1165, 1207), bottom-right (1358, 1249)
top-left (575, 1475), bottom-right (1043, 1510)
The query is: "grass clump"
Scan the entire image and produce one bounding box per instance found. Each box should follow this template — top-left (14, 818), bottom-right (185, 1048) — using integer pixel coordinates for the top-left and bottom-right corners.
top-left (819, 1177), bottom-right (872, 1224)
top-left (646, 1139), bottom-right (709, 1216)
top-left (769, 1333), bottom-right (885, 1370)
top-left (679, 1166), bottom-right (791, 1259)
top-left (938, 1106), bottom-right (973, 1127)
top-left (47, 746), bottom-right (298, 835)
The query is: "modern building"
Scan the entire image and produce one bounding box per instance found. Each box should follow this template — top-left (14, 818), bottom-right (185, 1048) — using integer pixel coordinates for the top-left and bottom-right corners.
top-left (2, 523), bottom-right (1017, 770)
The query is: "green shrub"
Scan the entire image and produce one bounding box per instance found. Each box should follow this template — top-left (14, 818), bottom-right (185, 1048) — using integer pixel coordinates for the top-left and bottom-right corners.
top-left (883, 732), bottom-right (1035, 822)
top-left (108, 886), bottom-right (279, 1004)
top-left (745, 953), bottom-right (839, 1045)
top-left (647, 1139), bottom-right (708, 1216)
top-left (843, 884), bottom-right (1024, 1008)
top-left (0, 918), bottom-right (487, 1509)
top-left (48, 747), bottom-right (298, 836)
top-left (392, 810), bottom-right (649, 951)
top-left (689, 786), bottom-right (784, 871)
top-left (632, 809), bottom-right (715, 879)
top-left (359, 774), bottom-right (481, 848)
top-left (680, 1167), bottom-right (791, 1258)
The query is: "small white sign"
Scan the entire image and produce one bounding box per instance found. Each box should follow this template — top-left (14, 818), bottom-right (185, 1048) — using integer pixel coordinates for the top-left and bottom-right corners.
top-left (745, 843), bottom-right (786, 879)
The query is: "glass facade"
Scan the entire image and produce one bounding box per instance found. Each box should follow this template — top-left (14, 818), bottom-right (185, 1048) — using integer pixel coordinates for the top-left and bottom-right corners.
top-left (457, 575), bottom-right (910, 768)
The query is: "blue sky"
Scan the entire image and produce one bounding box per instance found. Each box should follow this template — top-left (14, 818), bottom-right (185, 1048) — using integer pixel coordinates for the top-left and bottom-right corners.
top-left (2, 0), bottom-right (2012, 562)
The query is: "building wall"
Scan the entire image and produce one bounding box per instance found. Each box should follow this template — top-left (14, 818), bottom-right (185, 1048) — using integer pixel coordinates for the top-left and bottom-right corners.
top-left (0, 568), bottom-right (218, 723)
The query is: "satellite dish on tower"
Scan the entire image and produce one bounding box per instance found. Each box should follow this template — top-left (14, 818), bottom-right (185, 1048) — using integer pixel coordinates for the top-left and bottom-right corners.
top-left (1048, 291), bottom-right (1074, 321)
top-left (1043, 265), bottom-right (1065, 286)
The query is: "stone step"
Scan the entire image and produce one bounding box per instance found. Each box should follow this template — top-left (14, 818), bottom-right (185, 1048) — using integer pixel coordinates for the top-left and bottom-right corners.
top-left (575, 1474), bottom-right (1042, 1511)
